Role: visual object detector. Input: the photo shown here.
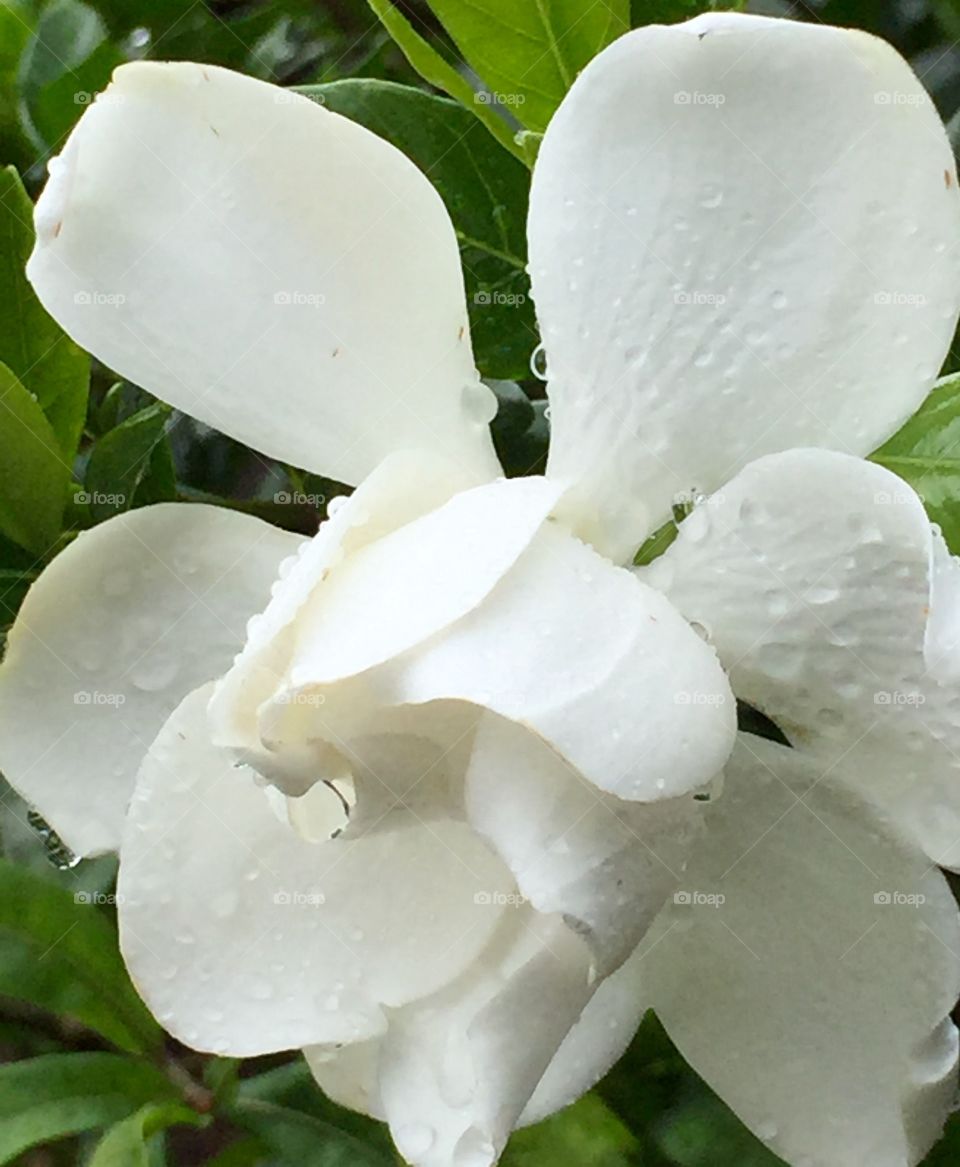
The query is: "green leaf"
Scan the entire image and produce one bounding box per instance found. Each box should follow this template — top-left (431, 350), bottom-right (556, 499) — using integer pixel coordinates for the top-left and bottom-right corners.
top-left (634, 518), bottom-right (678, 566)
top-left (237, 1058), bottom-right (394, 1158)
top-left (228, 1099), bottom-right (392, 1167)
top-left (303, 79), bottom-right (536, 380)
top-left (365, 0), bottom-right (525, 161)
top-left (89, 1102), bottom-right (207, 1167)
top-left (0, 857), bottom-right (163, 1054)
top-left (502, 1093), bottom-right (639, 1167)
top-left (0, 1053), bottom-right (181, 1164)
top-left (18, 0), bottom-right (124, 151)
top-left (84, 401), bottom-right (174, 521)
top-left (653, 1087), bottom-right (784, 1167)
top-left (0, 166), bottom-right (89, 459)
top-left (871, 372), bottom-right (960, 552)
top-left (0, 361), bottom-right (69, 553)
top-left (424, 0), bottom-right (629, 131)
top-left (0, 3), bottom-right (34, 173)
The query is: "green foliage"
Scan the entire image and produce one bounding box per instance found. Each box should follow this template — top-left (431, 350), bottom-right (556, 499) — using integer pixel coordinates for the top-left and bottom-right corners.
top-left (502, 1094), bottom-right (639, 1167)
top-left (0, 166), bottom-right (88, 460)
top-left (0, 1053), bottom-right (182, 1163)
top-left (0, 360), bottom-right (69, 552)
top-left (0, 857), bottom-right (163, 1053)
top-left (83, 400), bottom-right (175, 521)
top-left (422, 0), bottom-right (628, 131)
top-left (228, 1099), bottom-right (392, 1166)
top-left (18, 0), bottom-right (124, 152)
top-left (871, 372), bottom-right (960, 551)
top-left (365, 0), bottom-right (526, 160)
top-left (89, 1103), bottom-right (209, 1167)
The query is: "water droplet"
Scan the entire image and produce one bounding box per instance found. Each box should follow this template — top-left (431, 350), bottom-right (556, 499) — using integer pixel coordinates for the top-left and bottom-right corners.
top-left (771, 291), bottom-right (788, 310)
top-left (461, 382), bottom-right (497, 425)
top-left (529, 344), bottom-right (548, 381)
top-left (400, 1124), bottom-right (435, 1157)
top-left (700, 183), bottom-right (723, 209)
top-left (250, 979), bottom-right (274, 1000)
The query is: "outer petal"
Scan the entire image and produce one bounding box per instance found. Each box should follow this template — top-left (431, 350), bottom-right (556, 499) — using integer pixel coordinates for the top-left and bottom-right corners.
top-left (637, 736), bottom-right (960, 1167)
top-left (0, 504), bottom-right (297, 856)
top-left (463, 714), bottom-right (704, 975)
top-left (528, 12), bottom-right (960, 559)
top-left (27, 62), bottom-right (500, 484)
top-left (118, 684), bottom-right (515, 1056)
top-left (360, 520), bottom-right (735, 802)
top-left (642, 448), bottom-right (960, 867)
top-left (307, 908), bottom-right (596, 1167)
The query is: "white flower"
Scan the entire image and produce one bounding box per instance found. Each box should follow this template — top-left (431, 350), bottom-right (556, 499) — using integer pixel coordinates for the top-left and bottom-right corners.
top-left (2, 10), bottom-right (960, 1167)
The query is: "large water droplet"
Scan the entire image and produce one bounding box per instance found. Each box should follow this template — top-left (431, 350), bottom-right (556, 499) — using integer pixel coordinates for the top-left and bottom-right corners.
top-left (400, 1125), bottom-right (435, 1157)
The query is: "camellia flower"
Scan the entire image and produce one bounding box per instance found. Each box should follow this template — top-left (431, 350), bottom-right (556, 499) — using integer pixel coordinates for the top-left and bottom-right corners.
top-left (1, 10), bottom-right (960, 1167)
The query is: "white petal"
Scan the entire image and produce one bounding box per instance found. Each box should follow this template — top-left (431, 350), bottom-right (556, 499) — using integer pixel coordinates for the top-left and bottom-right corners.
top-left (209, 450), bottom-right (476, 759)
top-left (365, 521), bottom-right (735, 802)
top-left (643, 448), bottom-right (960, 867)
top-left (286, 476), bottom-right (563, 686)
top-left (528, 12), bottom-right (960, 559)
top-left (307, 908), bottom-right (596, 1167)
top-left (464, 713), bottom-right (704, 974)
top-left (118, 683), bottom-right (515, 1056)
top-left (520, 943), bottom-right (648, 1127)
top-left (0, 504), bottom-right (297, 856)
top-left (637, 735), bottom-right (960, 1167)
top-left (28, 62), bottom-right (500, 484)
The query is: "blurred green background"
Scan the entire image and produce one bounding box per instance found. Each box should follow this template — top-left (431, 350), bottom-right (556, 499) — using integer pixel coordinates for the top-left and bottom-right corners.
top-left (3, 0), bottom-right (960, 1165)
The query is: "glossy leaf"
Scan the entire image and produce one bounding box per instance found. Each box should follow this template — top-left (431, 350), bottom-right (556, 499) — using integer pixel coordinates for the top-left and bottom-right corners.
top-left (424, 0), bottom-right (629, 131)
top-left (89, 1102), bottom-right (207, 1167)
top-left (871, 372), bottom-right (960, 552)
top-left (0, 1053), bottom-right (180, 1164)
top-left (0, 167), bottom-right (89, 459)
top-left (84, 401), bottom-right (175, 521)
top-left (228, 1099), bottom-right (392, 1167)
top-left (365, 0), bottom-right (525, 159)
top-left (304, 79), bottom-right (537, 380)
top-left (18, 0), bottom-right (124, 151)
top-left (503, 1094), bottom-right (638, 1167)
top-left (0, 857), bottom-right (163, 1054)
top-left (0, 361), bottom-right (69, 554)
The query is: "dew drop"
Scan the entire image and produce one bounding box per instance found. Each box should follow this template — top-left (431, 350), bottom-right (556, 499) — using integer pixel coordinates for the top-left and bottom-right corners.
top-left (400, 1125), bottom-right (435, 1158)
